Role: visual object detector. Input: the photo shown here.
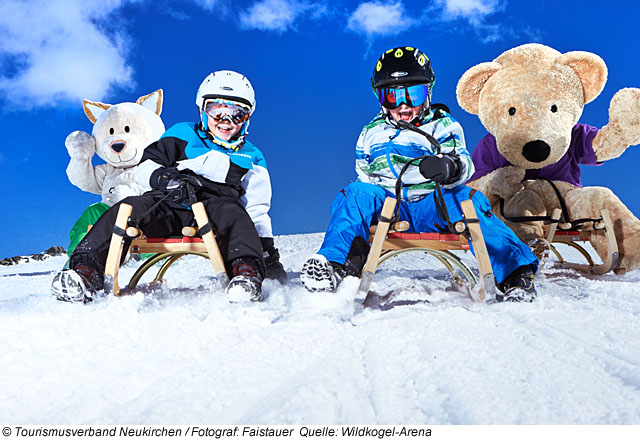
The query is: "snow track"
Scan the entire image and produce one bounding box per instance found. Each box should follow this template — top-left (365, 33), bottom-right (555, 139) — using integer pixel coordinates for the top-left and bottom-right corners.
top-left (1, 233), bottom-right (639, 424)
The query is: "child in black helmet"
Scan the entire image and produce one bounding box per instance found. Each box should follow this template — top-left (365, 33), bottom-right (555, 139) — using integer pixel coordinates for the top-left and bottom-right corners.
top-left (301, 47), bottom-right (539, 302)
top-left (51, 70), bottom-right (286, 304)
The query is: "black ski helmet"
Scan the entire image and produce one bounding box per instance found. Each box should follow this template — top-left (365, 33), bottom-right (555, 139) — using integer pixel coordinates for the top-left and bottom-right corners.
top-left (371, 46), bottom-right (435, 90)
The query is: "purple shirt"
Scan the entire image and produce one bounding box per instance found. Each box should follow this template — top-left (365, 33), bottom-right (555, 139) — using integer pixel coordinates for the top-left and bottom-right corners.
top-left (469, 123), bottom-right (601, 188)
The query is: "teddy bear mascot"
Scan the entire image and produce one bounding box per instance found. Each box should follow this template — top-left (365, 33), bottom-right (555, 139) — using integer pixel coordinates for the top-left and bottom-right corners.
top-left (456, 43), bottom-right (640, 273)
top-left (65, 90), bottom-right (165, 256)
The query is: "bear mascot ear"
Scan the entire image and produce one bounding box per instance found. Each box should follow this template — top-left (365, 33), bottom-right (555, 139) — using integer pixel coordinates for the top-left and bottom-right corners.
top-left (456, 62), bottom-right (502, 115)
top-left (82, 99), bottom-right (112, 124)
top-left (556, 51), bottom-right (608, 105)
top-left (136, 89), bottom-right (163, 115)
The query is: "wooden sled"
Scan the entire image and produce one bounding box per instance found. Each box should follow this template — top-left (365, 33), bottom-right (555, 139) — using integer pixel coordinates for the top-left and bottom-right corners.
top-left (543, 208), bottom-right (619, 275)
top-left (358, 197), bottom-right (496, 303)
top-left (103, 201), bottom-right (229, 296)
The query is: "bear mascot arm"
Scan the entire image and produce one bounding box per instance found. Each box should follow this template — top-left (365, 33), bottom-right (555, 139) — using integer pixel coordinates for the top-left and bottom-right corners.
top-left (65, 129), bottom-right (113, 195)
top-left (592, 87), bottom-right (640, 161)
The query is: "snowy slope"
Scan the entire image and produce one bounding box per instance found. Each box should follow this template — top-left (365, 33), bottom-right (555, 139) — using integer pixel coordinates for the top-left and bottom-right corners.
top-left (1, 233), bottom-right (639, 424)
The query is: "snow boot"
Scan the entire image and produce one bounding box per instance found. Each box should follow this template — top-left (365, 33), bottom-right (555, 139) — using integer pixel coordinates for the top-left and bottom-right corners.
top-left (300, 254), bottom-right (344, 293)
top-left (226, 258), bottom-right (263, 303)
top-left (51, 265), bottom-right (101, 303)
top-left (262, 238), bottom-right (287, 284)
top-left (497, 265), bottom-right (537, 302)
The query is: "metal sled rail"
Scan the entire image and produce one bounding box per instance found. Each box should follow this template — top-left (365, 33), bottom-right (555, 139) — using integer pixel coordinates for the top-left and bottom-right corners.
top-left (544, 208), bottom-right (619, 275)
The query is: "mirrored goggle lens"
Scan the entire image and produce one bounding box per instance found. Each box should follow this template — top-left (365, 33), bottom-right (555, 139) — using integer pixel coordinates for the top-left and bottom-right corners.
top-left (204, 101), bottom-right (250, 124)
top-left (377, 84), bottom-right (428, 109)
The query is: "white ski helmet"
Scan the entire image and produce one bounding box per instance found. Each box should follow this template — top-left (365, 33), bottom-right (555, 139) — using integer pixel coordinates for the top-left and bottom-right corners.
top-left (195, 70), bottom-right (256, 114)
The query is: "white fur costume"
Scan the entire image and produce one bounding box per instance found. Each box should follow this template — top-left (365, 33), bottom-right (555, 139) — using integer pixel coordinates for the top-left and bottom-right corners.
top-left (66, 90), bottom-right (166, 206)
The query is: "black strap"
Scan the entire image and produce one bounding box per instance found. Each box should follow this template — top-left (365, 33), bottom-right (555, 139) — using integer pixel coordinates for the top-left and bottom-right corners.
top-left (499, 198), bottom-right (557, 223)
top-left (112, 225), bottom-right (126, 237)
top-left (397, 120), bottom-right (441, 154)
top-left (391, 120), bottom-right (460, 234)
top-left (197, 222), bottom-right (212, 236)
top-left (499, 178), bottom-right (602, 230)
top-left (433, 184), bottom-right (457, 234)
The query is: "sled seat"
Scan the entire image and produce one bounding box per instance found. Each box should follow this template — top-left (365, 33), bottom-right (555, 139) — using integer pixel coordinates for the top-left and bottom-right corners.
top-left (541, 208), bottom-right (619, 275)
top-left (360, 197), bottom-right (495, 302)
top-left (103, 201), bottom-right (228, 296)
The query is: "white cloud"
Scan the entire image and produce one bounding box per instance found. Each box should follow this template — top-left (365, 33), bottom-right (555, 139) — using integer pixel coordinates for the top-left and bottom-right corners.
top-left (439, 0), bottom-right (503, 18)
top-left (239, 0), bottom-right (325, 33)
top-left (0, 0), bottom-right (137, 109)
top-left (429, 0), bottom-right (506, 41)
top-left (347, 1), bottom-right (416, 37)
top-left (436, 0), bottom-right (505, 27)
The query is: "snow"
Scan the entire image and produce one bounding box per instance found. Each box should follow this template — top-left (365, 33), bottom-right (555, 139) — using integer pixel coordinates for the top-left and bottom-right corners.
top-left (1, 232), bottom-right (639, 424)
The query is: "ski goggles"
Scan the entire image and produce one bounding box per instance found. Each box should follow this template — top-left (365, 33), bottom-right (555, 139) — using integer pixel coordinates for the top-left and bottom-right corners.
top-left (204, 99), bottom-right (251, 125)
top-left (377, 84), bottom-right (429, 109)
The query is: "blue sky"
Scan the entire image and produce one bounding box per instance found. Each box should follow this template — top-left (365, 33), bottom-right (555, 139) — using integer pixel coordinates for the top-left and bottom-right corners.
top-left (1, 0), bottom-right (639, 257)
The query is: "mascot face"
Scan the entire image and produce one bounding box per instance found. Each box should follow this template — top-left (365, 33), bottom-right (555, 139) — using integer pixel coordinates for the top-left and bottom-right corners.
top-left (84, 90), bottom-right (165, 169)
top-left (456, 43), bottom-right (608, 170)
top-left (478, 63), bottom-right (584, 169)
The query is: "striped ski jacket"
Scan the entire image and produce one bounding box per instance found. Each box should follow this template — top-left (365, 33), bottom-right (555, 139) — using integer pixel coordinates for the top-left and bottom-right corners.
top-left (355, 109), bottom-right (474, 202)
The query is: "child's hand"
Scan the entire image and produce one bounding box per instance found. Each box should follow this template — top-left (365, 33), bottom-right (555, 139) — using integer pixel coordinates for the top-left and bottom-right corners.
top-left (419, 155), bottom-right (461, 184)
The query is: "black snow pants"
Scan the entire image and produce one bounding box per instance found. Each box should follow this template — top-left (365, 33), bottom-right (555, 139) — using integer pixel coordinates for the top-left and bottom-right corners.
top-left (69, 190), bottom-right (265, 289)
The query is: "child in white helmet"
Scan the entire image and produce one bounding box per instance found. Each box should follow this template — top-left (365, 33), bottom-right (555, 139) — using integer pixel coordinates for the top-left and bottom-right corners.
top-left (51, 70), bottom-right (285, 303)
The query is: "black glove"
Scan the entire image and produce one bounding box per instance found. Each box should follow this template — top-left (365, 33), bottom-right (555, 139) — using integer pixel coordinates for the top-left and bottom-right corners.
top-left (150, 167), bottom-right (204, 204)
top-left (150, 167), bottom-right (180, 191)
top-left (418, 154), bottom-right (462, 184)
top-left (261, 237), bottom-right (287, 284)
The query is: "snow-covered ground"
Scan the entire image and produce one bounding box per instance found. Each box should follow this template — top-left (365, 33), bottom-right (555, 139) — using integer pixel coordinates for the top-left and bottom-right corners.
top-left (1, 233), bottom-right (639, 424)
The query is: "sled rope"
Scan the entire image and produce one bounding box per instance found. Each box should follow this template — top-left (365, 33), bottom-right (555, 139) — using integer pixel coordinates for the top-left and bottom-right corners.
top-left (499, 178), bottom-right (603, 230)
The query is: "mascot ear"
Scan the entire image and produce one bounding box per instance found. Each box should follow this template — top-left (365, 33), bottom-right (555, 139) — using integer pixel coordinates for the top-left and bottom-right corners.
top-left (83, 99), bottom-right (111, 124)
top-left (137, 89), bottom-right (163, 115)
top-left (556, 51), bottom-right (607, 104)
top-left (456, 62), bottom-right (502, 115)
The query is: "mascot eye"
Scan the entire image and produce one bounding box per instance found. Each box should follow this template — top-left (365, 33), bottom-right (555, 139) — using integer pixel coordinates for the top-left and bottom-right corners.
top-left (124, 126), bottom-right (130, 133)
top-left (508, 107), bottom-right (516, 116)
top-left (109, 128), bottom-right (114, 135)
top-left (551, 104), bottom-right (558, 113)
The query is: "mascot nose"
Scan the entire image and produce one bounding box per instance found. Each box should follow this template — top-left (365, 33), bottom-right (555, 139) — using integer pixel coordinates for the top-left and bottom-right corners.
top-left (522, 140), bottom-right (550, 163)
top-left (110, 142), bottom-right (125, 153)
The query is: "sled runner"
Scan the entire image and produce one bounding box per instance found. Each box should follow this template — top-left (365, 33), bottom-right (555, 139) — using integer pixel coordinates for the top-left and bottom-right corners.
top-left (541, 208), bottom-right (619, 275)
top-left (359, 196), bottom-right (495, 303)
top-left (103, 201), bottom-right (228, 296)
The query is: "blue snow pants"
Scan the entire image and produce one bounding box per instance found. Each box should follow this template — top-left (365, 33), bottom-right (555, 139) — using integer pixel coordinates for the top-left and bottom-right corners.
top-left (317, 181), bottom-right (538, 285)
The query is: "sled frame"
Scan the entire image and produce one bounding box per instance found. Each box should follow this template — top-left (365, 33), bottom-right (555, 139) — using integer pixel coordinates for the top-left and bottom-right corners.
top-left (103, 201), bottom-right (229, 296)
top-left (358, 197), bottom-right (496, 303)
top-left (543, 208), bottom-right (619, 275)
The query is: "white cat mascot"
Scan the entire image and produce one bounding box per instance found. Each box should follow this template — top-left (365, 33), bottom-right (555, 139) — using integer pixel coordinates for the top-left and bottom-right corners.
top-left (65, 90), bottom-right (165, 255)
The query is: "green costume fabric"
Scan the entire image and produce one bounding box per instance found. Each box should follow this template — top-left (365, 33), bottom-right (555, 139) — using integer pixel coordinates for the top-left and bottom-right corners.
top-left (68, 202), bottom-right (110, 256)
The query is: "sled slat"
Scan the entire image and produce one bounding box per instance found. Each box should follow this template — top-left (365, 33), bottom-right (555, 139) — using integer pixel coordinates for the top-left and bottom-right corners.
top-left (460, 200), bottom-right (493, 302)
top-left (359, 198), bottom-right (396, 294)
top-left (104, 203), bottom-right (132, 296)
top-left (192, 202), bottom-right (229, 287)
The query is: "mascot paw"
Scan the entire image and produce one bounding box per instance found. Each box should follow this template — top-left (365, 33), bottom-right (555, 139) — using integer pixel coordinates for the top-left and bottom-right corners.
top-left (65, 131), bottom-right (96, 159)
top-left (105, 184), bottom-right (138, 206)
top-left (609, 88), bottom-right (640, 145)
top-left (487, 166), bottom-right (526, 200)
